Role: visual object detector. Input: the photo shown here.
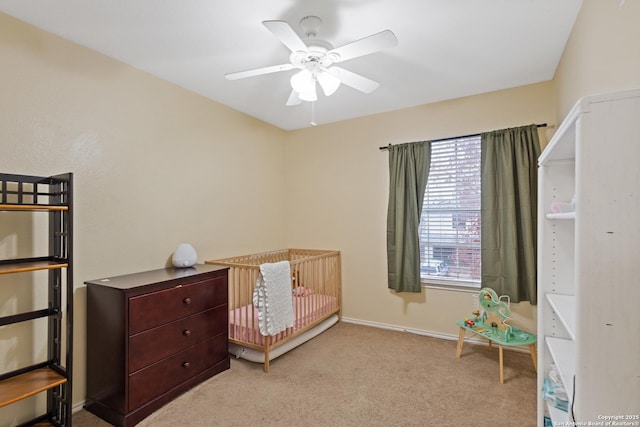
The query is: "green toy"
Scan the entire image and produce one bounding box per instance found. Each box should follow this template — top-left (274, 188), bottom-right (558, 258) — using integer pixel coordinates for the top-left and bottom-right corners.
top-left (478, 287), bottom-right (513, 342)
top-left (456, 287), bottom-right (537, 383)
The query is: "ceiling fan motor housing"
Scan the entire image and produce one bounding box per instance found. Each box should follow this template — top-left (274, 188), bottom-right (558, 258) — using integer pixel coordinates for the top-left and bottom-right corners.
top-left (290, 45), bottom-right (338, 70)
top-left (290, 16), bottom-right (339, 69)
top-left (300, 16), bottom-right (322, 38)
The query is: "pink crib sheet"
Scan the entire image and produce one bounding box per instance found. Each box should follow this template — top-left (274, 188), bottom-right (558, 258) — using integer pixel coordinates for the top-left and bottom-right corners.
top-left (229, 293), bottom-right (338, 346)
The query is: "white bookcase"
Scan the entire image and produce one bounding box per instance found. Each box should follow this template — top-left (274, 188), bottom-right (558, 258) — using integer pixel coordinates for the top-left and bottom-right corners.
top-left (537, 89), bottom-right (640, 425)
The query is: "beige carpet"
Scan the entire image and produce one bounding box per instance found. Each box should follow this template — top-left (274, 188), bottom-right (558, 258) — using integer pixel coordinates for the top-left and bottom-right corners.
top-left (74, 322), bottom-right (537, 427)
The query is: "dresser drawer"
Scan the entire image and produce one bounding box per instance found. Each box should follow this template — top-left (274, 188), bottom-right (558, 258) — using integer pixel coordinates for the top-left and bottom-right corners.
top-left (129, 305), bottom-right (227, 373)
top-left (129, 276), bottom-right (226, 334)
top-left (128, 333), bottom-right (227, 410)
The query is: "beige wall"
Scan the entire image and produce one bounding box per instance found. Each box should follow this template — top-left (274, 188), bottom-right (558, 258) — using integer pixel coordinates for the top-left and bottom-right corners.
top-left (554, 0), bottom-right (640, 120)
top-left (0, 13), bottom-right (288, 423)
top-left (284, 83), bottom-right (554, 338)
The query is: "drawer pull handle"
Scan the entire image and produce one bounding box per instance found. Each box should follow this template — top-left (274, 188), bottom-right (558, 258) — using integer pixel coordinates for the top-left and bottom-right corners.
top-left (182, 362), bottom-right (190, 368)
top-left (183, 297), bottom-right (192, 305)
top-left (183, 329), bottom-right (191, 336)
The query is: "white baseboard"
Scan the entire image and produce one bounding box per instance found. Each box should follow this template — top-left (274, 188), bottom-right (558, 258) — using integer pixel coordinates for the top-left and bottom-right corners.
top-left (73, 401), bottom-right (86, 413)
top-left (340, 316), bottom-right (529, 353)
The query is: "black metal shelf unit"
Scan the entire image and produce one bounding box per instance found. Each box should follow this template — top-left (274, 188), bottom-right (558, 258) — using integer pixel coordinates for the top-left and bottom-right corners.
top-left (0, 172), bottom-right (73, 427)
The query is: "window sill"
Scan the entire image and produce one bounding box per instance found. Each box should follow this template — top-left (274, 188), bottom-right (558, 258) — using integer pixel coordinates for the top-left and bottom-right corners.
top-left (421, 278), bottom-right (480, 292)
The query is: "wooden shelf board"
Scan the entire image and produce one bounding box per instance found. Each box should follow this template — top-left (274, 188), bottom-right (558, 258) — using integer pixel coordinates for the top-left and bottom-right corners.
top-left (0, 368), bottom-right (67, 408)
top-left (0, 204), bottom-right (68, 211)
top-left (0, 260), bottom-right (68, 275)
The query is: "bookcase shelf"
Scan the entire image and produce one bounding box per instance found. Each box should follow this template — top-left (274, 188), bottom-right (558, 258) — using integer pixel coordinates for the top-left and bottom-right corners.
top-left (0, 259), bottom-right (69, 275)
top-left (545, 293), bottom-right (576, 340)
top-left (0, 368), bottom-right (67, 408)
top-left (537, 89), bottom-right (640, 425)
top-left (545, 212), bottom-right (575, 220)
top-left (0, 204), bottom-right (68, 211)
top-left (0, 172), bottom-right (73, 426)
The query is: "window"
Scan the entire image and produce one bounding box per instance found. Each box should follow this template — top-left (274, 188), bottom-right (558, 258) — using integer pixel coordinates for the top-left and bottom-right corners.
top-left (419, 136), bottom-right (481, 288)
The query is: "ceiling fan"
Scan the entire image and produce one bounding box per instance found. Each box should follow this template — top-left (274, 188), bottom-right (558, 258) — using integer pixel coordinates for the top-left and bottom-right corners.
top-left (225, 16), bottom-right (398, 106)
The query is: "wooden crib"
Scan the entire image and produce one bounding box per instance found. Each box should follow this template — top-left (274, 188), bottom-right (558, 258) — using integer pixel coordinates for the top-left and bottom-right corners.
top-left (205, 249), bottom-right (341, 372)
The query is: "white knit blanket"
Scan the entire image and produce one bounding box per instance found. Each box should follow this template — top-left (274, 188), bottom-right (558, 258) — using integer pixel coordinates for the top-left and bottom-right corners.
top-left (253, 261), bottom-right (294, 336)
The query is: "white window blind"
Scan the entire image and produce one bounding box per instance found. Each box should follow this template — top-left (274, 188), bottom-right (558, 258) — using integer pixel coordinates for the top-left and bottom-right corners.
top-left (419, 136), bottom-right (481, 286)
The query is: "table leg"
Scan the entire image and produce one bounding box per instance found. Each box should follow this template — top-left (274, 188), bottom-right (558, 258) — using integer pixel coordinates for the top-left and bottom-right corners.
top-left (529, 343), bottom-right (537, 372)
top-left (456, 327), bottom-right (466, 358)
top-left (499, 345), bottom-right (504, 384)
top-left (488, 339), bottom-right (492, 351)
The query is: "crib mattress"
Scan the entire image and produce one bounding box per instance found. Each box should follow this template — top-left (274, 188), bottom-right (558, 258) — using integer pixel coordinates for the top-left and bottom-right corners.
top-left (229, 314), bottom-right (339, 363)
top-left (228, 293), bottom-right (338, 346)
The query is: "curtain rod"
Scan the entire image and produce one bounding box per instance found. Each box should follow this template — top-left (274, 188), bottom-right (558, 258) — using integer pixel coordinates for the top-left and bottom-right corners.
top-left (379, 123), bottom-right (548, 151)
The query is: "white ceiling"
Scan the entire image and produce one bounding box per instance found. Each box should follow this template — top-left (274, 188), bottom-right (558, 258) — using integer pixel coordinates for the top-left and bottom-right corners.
top-left (0, 0), bottom-right (583, 130)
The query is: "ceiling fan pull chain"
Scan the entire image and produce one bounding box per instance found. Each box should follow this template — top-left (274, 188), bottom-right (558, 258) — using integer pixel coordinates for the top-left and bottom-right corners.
top-left (310, 101), bottom-right (317, 126)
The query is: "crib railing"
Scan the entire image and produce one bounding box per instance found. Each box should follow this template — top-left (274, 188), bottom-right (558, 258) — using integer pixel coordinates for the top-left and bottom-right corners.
top-left (206, 249), bottom-right (342, 371)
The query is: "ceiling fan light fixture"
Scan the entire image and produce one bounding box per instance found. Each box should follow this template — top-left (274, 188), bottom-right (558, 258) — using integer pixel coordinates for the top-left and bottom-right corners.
top-left (290, 69), bottom-right (318, 101)
top-left (317, 68), bottom-right (341, 96)
top-left (297, 84), bottom-right (318, 102)
top-left (290, 69), bottom-right (314, 93)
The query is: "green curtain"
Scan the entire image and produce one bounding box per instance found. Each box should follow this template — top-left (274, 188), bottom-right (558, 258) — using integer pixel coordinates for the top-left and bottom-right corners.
top-left (386, 141), bottom-right (431, 293)
top-left (480, 125), bottom-right (541, 304)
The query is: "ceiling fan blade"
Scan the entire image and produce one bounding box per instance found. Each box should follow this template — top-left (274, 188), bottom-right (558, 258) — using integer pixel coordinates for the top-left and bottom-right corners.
top-left (263, 20), bottom-right (309, 53)
top-left (329, 30), bottom-right (398, 63)
top-left (286, 90), bottom-right (302, 106)
top-left (225, 63), bottom-right (294, 80)
top-left (332, 66), bottom-right (379, 94)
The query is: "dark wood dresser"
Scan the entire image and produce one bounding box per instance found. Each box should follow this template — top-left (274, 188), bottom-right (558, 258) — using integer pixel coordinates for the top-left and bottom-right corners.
top-left (85, 264), bottom-right (230, 427)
